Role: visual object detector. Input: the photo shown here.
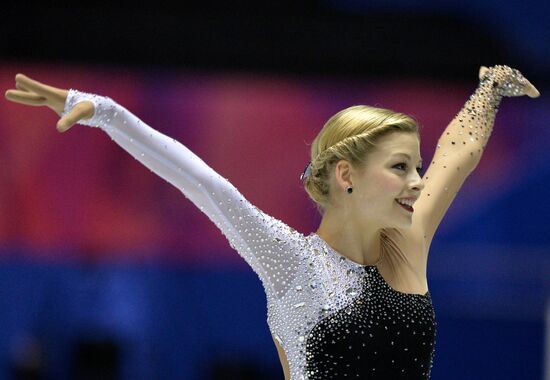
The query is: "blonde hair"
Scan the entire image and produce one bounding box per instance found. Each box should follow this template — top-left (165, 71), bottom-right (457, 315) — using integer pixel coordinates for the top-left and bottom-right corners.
top-left (304, 105), bottom-right (420, 214)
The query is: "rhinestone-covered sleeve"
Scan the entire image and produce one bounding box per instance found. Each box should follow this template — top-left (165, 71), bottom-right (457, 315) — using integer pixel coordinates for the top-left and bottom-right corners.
top-left (449, 65), bottom-right (529, 151)
top-left (416, 65), bottom-right (532, 244)
top-left (61, 90), bottom-right (304, 298)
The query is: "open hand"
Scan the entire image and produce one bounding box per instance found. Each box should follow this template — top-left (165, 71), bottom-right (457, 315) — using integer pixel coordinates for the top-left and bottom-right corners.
top-left (5, 74), bottom-right (95, 132)
top-left (478, 65), bottom-right (540, 98)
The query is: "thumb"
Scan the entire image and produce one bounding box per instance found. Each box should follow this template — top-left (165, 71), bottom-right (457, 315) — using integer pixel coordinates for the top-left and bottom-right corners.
top-left (56, 101), bottom-right (94, 133)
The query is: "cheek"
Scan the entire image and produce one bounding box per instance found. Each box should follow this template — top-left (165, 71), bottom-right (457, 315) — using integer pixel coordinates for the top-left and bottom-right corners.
top-left (356, 172), bottom-right (401, 212)
top-left (368, 171), bottom-right (401, 194)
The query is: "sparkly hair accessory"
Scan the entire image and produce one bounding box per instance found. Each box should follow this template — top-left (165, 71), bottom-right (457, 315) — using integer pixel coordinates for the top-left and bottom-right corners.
top-left (300, 161), bottom-right (312, 181)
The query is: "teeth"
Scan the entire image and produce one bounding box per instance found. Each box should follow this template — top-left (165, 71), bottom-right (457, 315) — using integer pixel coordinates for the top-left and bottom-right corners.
top-left (396, 199), bottom-right (414, 207)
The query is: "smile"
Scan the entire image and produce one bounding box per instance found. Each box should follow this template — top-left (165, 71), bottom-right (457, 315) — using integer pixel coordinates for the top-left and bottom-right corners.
top-left (395, 199), bottom-right (414, 212)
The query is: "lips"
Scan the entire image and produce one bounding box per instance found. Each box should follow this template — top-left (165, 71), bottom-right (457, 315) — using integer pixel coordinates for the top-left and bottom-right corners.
top-left (395, 199), bottom-right (414, 212)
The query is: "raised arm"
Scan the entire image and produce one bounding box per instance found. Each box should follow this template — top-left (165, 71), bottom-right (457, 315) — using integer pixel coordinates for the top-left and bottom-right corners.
top-left (5, 74), bottom-right (305, 300)
top-left (413, 65), bottom-right (539, 250)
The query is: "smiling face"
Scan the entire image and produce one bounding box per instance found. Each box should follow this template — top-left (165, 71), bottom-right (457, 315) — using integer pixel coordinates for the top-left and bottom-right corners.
top-left (337, 131), bottom-right (424, 229)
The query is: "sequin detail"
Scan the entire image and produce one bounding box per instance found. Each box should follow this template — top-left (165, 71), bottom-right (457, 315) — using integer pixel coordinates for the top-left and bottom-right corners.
top-left (60, 65), bottom-right (528, 379)
top-left (266, 234), bottom-right (435, 379)
top-left (447, 65), bottom-right (528, 155)
top-left (304, 254), bottom-right (436, 379)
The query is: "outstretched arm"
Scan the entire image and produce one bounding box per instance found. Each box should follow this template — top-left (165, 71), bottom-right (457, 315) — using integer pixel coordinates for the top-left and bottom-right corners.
top-left (412, 65), bottom-right (539, 250)
top-left (5, 74), bottom-right (304, 299)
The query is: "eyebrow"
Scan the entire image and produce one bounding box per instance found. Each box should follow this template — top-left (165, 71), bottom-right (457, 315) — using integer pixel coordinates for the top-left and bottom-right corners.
top-left (392, 153), bottom-right (423, 165)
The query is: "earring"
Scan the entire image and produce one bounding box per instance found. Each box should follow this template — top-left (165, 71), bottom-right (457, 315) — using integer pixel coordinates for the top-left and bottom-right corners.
top-left (346, 186), bottom-right (353, 194)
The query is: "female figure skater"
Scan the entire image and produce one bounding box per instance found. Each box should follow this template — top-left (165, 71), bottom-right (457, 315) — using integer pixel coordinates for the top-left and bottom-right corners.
top-left (5, 65), bottom-right (539, 379)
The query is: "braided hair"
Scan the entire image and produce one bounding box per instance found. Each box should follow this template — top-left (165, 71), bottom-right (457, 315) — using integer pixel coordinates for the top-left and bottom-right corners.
top-left (303, 105), bottom-right (420, 215)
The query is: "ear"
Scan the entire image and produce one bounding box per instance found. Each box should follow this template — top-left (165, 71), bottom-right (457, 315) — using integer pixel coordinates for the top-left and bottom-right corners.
top-left (334, 160), bottom-right (352, 190)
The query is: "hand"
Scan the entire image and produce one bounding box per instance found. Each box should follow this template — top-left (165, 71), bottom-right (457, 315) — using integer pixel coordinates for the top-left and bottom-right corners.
top-left (5, 74), bottom-right (95, 132)
top-left (478, 65), bottom-right (540, 98)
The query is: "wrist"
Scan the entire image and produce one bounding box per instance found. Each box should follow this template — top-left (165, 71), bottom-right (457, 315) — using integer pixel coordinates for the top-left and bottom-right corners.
top-left (61, 89), bottom-right (101, 128)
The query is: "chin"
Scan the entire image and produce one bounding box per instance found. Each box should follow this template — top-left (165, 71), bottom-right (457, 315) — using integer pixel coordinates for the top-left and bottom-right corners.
top-left (387, 216), bottom-right (413, 229)
top-left (397, 221), bottom-right (413, 229)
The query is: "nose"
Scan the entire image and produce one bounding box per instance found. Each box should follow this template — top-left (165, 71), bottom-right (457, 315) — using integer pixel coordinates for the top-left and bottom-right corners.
top-left (410, 172), bottom-right (425, 192)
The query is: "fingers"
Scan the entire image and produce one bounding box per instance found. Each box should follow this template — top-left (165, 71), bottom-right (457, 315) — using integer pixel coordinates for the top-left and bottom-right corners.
top-left (6, 73), bottom-right (69, 114)
top-left (524, 78), bottom-right (540, 98)
top-left (14, 73), bottom-right (64, 99)
top-left (16, 81), bottom-right (30, 92)
top-left (14, 73), bottom-right (68, 112)
top-left (480, 65), bottom-right (541, 98)
top-left (5, 89), bottom-right (47, 106)
top-left (7, 73), bottom-right (94, 133)
top-left (56, 101), bottom-right (94, 133)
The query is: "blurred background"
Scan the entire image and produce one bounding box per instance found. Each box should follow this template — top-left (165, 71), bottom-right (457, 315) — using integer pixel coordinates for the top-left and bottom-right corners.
top-left (1, 1), bottom-right (549, 379)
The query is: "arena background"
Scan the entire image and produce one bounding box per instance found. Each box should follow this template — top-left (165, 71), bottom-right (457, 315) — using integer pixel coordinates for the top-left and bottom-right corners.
top-left (1, 1), bottom-right (549, 379)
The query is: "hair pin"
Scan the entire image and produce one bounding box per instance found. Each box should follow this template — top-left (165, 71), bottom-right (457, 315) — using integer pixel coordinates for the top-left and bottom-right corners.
top-left (300, 161), bottom-right (312, 181)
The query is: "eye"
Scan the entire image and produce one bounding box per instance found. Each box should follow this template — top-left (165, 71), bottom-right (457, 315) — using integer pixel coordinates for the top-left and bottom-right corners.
top-left (393, 163), bottom-right (407, 171)
top-left (393, 163), bottom-right (423, 175)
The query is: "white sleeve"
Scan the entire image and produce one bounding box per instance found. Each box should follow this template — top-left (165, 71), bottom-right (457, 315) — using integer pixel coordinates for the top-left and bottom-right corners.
top-left (62, 89), bottom-right (305, 299)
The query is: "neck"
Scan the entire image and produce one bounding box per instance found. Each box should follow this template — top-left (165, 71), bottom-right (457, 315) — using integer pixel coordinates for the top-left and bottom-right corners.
top-left (315, 207), bottom-right (382, 266)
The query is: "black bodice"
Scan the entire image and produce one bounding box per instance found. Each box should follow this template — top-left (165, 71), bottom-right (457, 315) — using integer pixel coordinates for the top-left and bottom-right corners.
top-left (305, 265), bottom-right (436, 379)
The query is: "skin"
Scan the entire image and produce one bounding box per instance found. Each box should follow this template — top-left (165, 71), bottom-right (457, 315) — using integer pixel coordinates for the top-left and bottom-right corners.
top-left (273, 132), bottom-right (425, 379)
top-left (4, 74), bottom-right (94, 132)
top-left (4, 67), bottom-right (539, 380)
top-left (4, 67), bottom-right (539, 133)
top-left (316, 131), bottom-right (424, 266)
